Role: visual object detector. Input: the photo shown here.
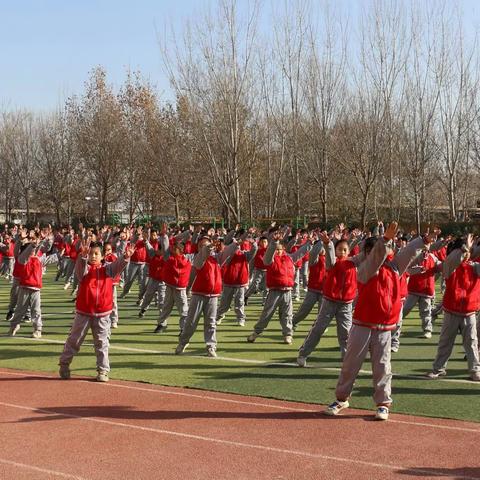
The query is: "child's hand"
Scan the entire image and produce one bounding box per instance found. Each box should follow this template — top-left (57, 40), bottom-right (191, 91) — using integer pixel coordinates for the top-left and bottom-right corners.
top-left (319, 231), bottom-right (330, 244)
top-left (80, 239), bottom-right (91, 257)
top-left (124, 245), bottom-right (136, 259)
top-left (384, 222), bottom-right (398, 241)
top-left (466, 233), bottom-right (474, 251)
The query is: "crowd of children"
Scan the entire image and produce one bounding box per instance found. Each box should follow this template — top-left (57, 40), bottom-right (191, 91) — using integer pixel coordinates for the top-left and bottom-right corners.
top-left (1, 219), bottom-right (479, 420)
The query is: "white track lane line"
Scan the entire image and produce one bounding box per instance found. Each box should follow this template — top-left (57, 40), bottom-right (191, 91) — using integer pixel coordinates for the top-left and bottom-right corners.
top-left (0, 458), bottom-right (89, 480)
top-left (1, 401), bottom-right (478, 480)
top-left (1, 369), bottom-right (479, 434)
top-left (7, 335), bottom-right (480, 386)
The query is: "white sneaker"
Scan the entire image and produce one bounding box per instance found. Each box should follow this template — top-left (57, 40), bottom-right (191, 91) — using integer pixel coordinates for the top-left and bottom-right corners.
top-left (324, 400), bottom-right (349, 416)
top-left (96, 371), bottom-right (109, 382)
top-left (470, 371), bottom-right (480, 382)
top-left (8, 324), bottom-right (20, 336)
top-left (216, 315), bottom-right (224, 325)
top-left (175, 343), bottom-right (189, 354)
top-left (375, 406), bottom-right (389, 421)
top-left (284, 335), bottom-right (293, 345)
top-left (111, 322), bottom-right (118, 329)
top-left (237, 319), bottom-right (245, 327)
top-left (32, 330), bottom-right (42, 339)
top-left (296, 356), bottom-right (307, 367)
top-left (391, 345), bottom-right (399, 353)
top-left (63, 282), bottom-right (71, 290)
top-left (421, 331), bottom-right (432, 339)
top-left (247, 332), bottom-right (259, 343)
top-left (426, 370), bottom-right (446, 379)
top-left (206, 346), bottom-right (217, 358)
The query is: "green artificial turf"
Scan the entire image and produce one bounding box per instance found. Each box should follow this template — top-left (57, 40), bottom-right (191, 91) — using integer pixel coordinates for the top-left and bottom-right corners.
top-left (1, 269), bottom-right (479, 423)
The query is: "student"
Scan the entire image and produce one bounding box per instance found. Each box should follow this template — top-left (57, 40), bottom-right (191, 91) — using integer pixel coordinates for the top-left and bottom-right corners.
top-left (154, 234), bottom-right (192, 333)
top-left (246, 228), bottom-right (311, 345)
top-left (8, 233), bottom-right (56, 338)
top-left (121, 226), bottom-right (148, 303)
top-left (244, 236), bottom-right (269, 305)
top-left (216, 233), bottom-right (258, 326)
top-left (291, 235), bottom-right (326, 330)
top-left (427, 235), bottom-right (480, 381)
top-left (402, 242), bottom-right (442, 338)
top-left (0, 233), bottom-right (15, 280)
top-left (296, 231), bottom-right (362, 366)
top-left (58, 240), bottom-right (134, 382)
top-left (103, 242), bottom-right (121, 329)
top-left (324, 223), bottom-right (431, 421)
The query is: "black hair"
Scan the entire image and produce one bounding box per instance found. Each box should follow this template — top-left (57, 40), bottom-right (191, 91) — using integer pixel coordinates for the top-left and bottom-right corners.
top-left (446, 237), bottom-right (465, 256)
top-left (259, 236), bottom-right (268, 241)
top-left (334, 239), bottom-right (349, 249)
top-left (89, 241), bottom-right (103, 250)
top-left (364, 237), bottom-right (377, 255)
top-left (103, 242), bottom-right (113, 252)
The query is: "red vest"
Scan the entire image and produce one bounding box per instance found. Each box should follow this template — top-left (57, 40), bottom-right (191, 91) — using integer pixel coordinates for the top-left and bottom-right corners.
top-left (399, 272), bottom-right (409, 300)
top-left (443, 262), bottom-right (480, 314)
top-left (308, 255), bottom-right (326, 293)
top-left (192, 256), bottom-right (222, 296)
top-left (131, 240), bottom-right (147, 263)
top-left (162, 254), bottom-right (192, 289)
top-left (290, 245), bottom-right (303, 268)
top-left (183, 240), bottom-right (193, 254)
top-left (76, 263), bottom-right (114, 316)
top-left (434, 246), bottom-right (447, 262)
top-left (322, 258), bottom-right (357, 303)
top-left (408, 253), bottom-right (436, 297)
top-left (148, 255), bottom-right (165, 281)
top-left (69, 242), bottom-right (79, 261)
top-left (349, 244), bottom-right (360, 257)
top-left (266, 254), bottom-right (295, 289)
top-left (223, 250), bottom-right (249, 286)
top-left (20, 256), bottom-right (43, 289)
top-left (63, 242), bottom-right (71, 258)
top-left (104, 253), bottom-right (121, 286)
top-left (354, 263), bottom-right (401, 330)
top-left (5, 240), bottom-right (15, 257)
top-left (254, 247), bottom-right (267, 271)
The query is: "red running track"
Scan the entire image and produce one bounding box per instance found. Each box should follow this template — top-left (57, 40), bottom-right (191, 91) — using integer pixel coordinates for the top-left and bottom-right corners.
top-left (0, 368), bottom-right (479, 480)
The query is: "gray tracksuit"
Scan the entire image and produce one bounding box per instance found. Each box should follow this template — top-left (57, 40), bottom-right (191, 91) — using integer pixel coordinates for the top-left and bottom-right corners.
top-left (252, 239), bottom-right (312, 338)
top-left (335, 236), bottom-right (425, 406)
top-left (431, 248), bottom-right (480, 376)
top-left (59, 255), bottom-right (129, 373)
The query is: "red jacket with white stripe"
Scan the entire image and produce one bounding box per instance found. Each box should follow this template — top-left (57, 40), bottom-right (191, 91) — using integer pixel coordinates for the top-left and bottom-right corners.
top-left (443, 261), bottom-right (480, 315)
top-left (192, 256), bottom-right (222, 296)
top-left (162, 254), bottom-right (192, 289)
top-left (266, 254), bottom-right (295, 290)
top-left (322, 258), bottom-right (357, 303)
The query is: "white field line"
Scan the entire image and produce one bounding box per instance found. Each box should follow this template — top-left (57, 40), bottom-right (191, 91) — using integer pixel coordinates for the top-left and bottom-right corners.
top-left (0, 457), bottom-right (89, 480)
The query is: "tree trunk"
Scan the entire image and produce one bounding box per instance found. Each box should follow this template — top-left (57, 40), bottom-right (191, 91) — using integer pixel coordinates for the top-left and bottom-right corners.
top-left (174, 196), bottom-right (180, 224)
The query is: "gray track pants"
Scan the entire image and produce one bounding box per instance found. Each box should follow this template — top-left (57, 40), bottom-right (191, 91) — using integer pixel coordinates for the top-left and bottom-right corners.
top-left (245, 269), bottom-right (267, 300)
top-left (403, 294), bottom-right (433, 332)
top-left (10, 287), bottom-right (42, 331)
top-left (8, 277), bottom-right (20, 311)
top-left (253, 290), bottom-right (293, 336)
top-left (179, 294), bottom-right (218, 349)
top-left (432, 311), bottom-right (480, 374)
top-left (217, 286), bottom-right (246, 323)
top-left (110, 286), bottom-right (119, 324)
top-left (390, 302), bottom-right (405, 349)
top-left (292, 290), bottom-right (322, 327)
top-left (59, 313), bottom-right (111, 372)
top-left (140, 278), bottom-right (166, 312)
top-left (63, 259), bottom-right (75, 285)
top-left (335, 324), bottom-right (393, 406)
top-left (123, 263), bottom-right (147, 299)
top-left (158, 287), bottom-right (189, 330)
top-left (298, 298), bottom-right (352, 358)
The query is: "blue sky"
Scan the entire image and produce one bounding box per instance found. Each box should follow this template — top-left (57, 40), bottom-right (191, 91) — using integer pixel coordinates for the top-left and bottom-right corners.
top-left (1, 0), bottom-right (479, 112)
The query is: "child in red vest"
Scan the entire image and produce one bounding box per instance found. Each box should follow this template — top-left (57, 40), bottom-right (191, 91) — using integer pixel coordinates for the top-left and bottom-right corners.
top-left (175, 235), bottom-right (225, 357)
top-left (154, 233), bottom-right (192, 333)
top-left (325, 223), bottom-right (432, 420)
top-left (296, 231), bottom-right (362, 366)
top-left (216, 232), bottom-right (258, 326)
top-left (59, 240), bottom-right (133, 382)
top-left (121, 226), bottom-right (148, 303)
top-left (402, 243), bottom-right (442, 338)
top-left (8, 234), bottom-right (57, 338)
top-left (292, 234), bottom-right (326, 330)
top-left (244, 236), bottom-right (269, 305)
top-left (247, 229), bottom-right (311, 344)
top-left (427, 235), bottom-right (480, 381)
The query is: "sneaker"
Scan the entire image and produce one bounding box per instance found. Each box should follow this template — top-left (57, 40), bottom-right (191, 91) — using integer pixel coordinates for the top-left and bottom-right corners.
top-left (470, 372), bottom-right (480, 382)
top-left (206, 346), bottom-right (217, 358)
top-left (96, 371), bottom-right (109, 382)
top-left (284, 335), bottom-right (293, 345)
top-left (294, 296), bottom-right (300, 302)
top-left (237, 319), bottom-right (245, 327)
top-left (391, 345), bottom-right (399, 353)
top-left (296, 356), bottom-right (307, 367)
top-left (421, 331), bottom-right (432, 339)
top-left (32, 330), bottom-right (42, 339)
top-left (154, 324), bottom-right (167, 333)
top-left (375, 406), bottom-right (389, 421)
top-left (59, 364), bottom-right (71, 380)
top-left (135, 299), bottom-right (141, 306)
top-left (8, 324), bottom-right (20, 336)
top-left (216, 315), bottom-right (224, 325)
top-left (23, 315), bottom-right (31, 323)
top-left (138, 309), bottom-right (146, 318)
top-left (175, 343), bottom-right (189, 355)
top-left (5, 310), bottom-right (14, 322)
top-left (247, 332), bottom-right (259, 343)
top-left (63, 282), bottom-right (71, 290)
top-left (426, 370), bottom-right (446, 379)
top-left (111, 322), bottom-right (118, 329)
top-left (324, 400), bottom-right (349, 416)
